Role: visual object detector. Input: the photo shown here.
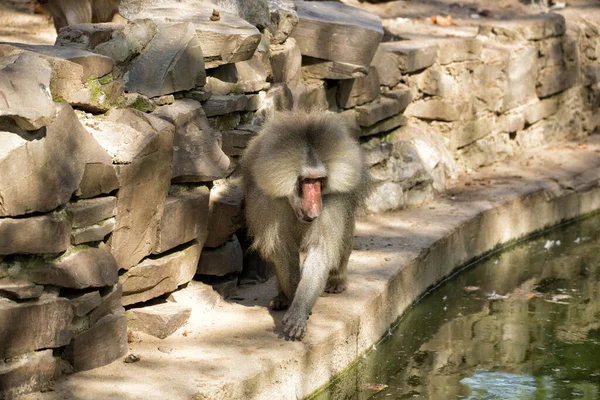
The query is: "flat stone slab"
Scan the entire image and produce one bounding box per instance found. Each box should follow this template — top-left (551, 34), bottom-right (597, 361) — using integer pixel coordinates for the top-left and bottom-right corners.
top-left (0, 212), bottom-right (70, 255)
top-left (2, 43), bottom-right (114, 80)
top-left (121, 1), bottom-right (261, 68)
top-left (290, 1), bottom-right (383, 69)
top-left (20, 136), bottom-right (600, 399)
top-left (126, 302), bottom-right (192, 339)
top-left (379, 40), bottom-right (438, 73)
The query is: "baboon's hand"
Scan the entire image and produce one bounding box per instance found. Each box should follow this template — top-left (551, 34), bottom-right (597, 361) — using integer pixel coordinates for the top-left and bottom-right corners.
top-left (282, 310), bottom-right (307, 341)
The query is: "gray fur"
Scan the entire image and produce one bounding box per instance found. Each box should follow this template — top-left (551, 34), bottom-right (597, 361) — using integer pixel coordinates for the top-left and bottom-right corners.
top-left (242, 111), bottom-right (370, 340)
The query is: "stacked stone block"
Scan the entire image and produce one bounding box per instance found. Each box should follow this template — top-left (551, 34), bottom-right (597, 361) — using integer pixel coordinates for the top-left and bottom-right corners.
top-left (1, 0), bottom-right (599, 397)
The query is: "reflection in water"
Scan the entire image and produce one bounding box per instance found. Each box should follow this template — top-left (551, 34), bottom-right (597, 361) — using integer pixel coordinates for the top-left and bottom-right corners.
top-left (311, 213), bottom-right (600, 400)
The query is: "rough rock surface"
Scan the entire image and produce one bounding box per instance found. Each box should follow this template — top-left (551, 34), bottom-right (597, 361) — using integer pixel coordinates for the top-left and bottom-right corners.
top-left (197, 235), bottom-right (243, 276)
top-left (125, 22), bottom-right (206, 98)
top-left (120, 1), bottom-right (261, 68)
top-left (62, 311), bottom-right (128, 372)
top-left (120, 240), bottom-right (203, 306)
top-left (0, 297), bottom-right (73, 359)
top-left (153, 99), bottom-right (230, 182)
top-left (0, 51), bottom-right (54, 130)
top-left (0, 103), bottom-right (112, 217)
top-left (80, 109), bottom-right (174, 270)
top-left (290, 1), bottom-right (383, 69)
top-left (27, 244), bottom-right (119, 290)
top-left (126, 302), bottom-right (192, 339)
top-left (0, 350), bottom-right (59, 399)
top-left (0, 212), bottom-right (70, 255)
top-left (153, 186), bottom-right (210, 254)
top-left (204, 180), bottom-right (245, 248)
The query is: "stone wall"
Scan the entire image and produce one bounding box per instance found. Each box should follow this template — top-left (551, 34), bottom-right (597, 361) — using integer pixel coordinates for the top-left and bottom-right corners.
top-left (0, 0), bottom-right (599, 397)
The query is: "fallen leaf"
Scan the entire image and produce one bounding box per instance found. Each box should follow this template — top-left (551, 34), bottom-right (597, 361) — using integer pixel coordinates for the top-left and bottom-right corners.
top-left (182, 330), bottom-right (188, 337)
top-left (360, 383), bottom-right (389, 392)
top-left (578, 143), bottom-right (588, 149)
top-left (431, 15), bottom-right (454, 26)
top-left (464, 286), bottom-right (480, 292)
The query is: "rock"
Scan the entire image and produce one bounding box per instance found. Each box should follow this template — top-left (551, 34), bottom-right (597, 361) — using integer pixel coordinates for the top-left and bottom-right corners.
top-left (121, 1), bottom-right (261, 68)
top-left (66, 196), bottom-right (117, 229)
top-left (166, 280), bottom-right (220, 311)
top-left (197, 235), bottom-right (243, 276)
top-left (62, 311), bottom-right (128, 372)
top-left (270, 37), bottom-right (302, 87)
top-left (126, 302), bottom-right (191, 339)
top-left (123, 92), bottom-right (156, 112)
top-left (75, 163), bottom-right (120, 199)
top-left (184, 89), bottom-right (212, 103)
top-left (120, 240), bottom-right (203, 306)
top-left (536, 66), bottom-right (578, 98)
top-left (381, 88), bottom-right (414, 112)
top-left (406, 183), bottom-right (434, 206)
top-left (0, 297), bottom-right (73, 359)
top-left (336, 66), bottom-right (380, 109)
top-left (355, 97), bottom-right (404, 127)
top-left (125, 22), bottom-right (206, 98)
top-left (81, 109), bottom-right (174, 270)
top-left (360, 114), bottom-right (407, 137)
top-left (0, 350), bottom-right (59, 399)
top-left (89, 284), bottom-right (123, 325)
top-left (478, 13), bottom-right (566, 41)
top-left (497, 113), bottom-right (525, 133)
top-left (412, 65), bottom-right (457, 98)
top-left (251, 83), bottom-right (294, 125)
top-left (6, 43), bottom-right (114, 80)
top-left (290, 1), bottom-right (383, 69)
top-left (205, 274), bottom-right (238, 299)
top-left (362, 139), bottom-right (393, 166)
top-left (436, 37), bottom-right (481, 65)
top-left (68, 290), bottom-right (102, 317)
top-left (0, 212), bottom-right (70, 255)
top-left (267, 0), bottom-right (298, 44)
top-left (452, 113), bottom-right (497, 150)
top-left (205, 180), bottom-right (245, 248)
top-left (202, 94), bottom-right (259, 117)
top-left (221, 129), bottom-right (258, 157)
top-left (301, 57), bottom-right (368, 80)
top-left (389, 121), bottom-right (457, 191)
top-left (524, 97), bottom-right (559, 125)
top-left (290, 79), bottom-right (329, 111)
top-left (0, 278), bottom-right (44, 300)
top-left (27, 244), bottom-right (119, 290)
top-left (153, 99), bottom-right (230, 182)
top-left (153, 186), bottom-right (210, 254)
top-left (0, 103), bottom-right (111, 217)
top-left (405, 98), bottom-right (469, 122)
top-left (365, 181), bottom-right (404, 213)
top-left (234, 40), bottom-right (270, 93)
top-left (71, 217), bottom-right (116, 245)
top-left (456, 131), bottom-right (516, 171)
top-left (56, 20), bottom-right (157, 67)
top-left (379, 40), bottom-right (438, 73)
top-left (371, 47), bottom-right (402, 88)
top-left (0, 51), bottom-right (54, 130)
top-left (501, 44), bottom-right (538, 112)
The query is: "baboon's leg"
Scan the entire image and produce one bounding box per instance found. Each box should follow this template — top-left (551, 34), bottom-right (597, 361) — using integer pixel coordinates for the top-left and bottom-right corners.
top-left (269, 250), bottom-right (300, 311)
top-left (282, 245), bottom-right (330, 340)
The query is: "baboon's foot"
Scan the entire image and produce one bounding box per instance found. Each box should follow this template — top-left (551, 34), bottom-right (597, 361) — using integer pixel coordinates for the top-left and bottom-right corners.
top-left (269, 291), bottom-right (289, 310)
top-left (282, 310), bottom-right (307, 341)
top-left (325, 277), bottom-right (346, 294)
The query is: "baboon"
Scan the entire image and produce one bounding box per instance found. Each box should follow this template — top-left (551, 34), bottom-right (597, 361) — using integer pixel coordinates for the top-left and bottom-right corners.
top-left (242, 111), bottom-right (370, 340)
top-left (38, 0), bottom-right (119, 32)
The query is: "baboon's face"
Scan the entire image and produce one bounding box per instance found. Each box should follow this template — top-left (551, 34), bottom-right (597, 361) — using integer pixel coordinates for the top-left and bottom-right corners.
top-left (288, 157), bottom-right (327, 222)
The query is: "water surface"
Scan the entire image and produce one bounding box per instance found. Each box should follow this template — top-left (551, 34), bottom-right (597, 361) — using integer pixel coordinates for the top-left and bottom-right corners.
top-left (311, 213), bottom-right (600, 399)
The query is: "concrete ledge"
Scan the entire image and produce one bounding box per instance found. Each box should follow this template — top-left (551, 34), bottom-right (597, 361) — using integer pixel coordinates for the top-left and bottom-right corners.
top-left (24, 135), bottom-right (600, 400)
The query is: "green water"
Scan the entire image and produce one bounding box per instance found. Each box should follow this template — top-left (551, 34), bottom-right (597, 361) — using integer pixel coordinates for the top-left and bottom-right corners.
top-left (311, 213), bottom-right (600, 400)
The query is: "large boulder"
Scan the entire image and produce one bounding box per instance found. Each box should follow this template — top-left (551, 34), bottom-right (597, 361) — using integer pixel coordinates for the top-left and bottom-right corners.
top-left (290, 1), bottom-right (383, 70)
top-left (125, 22), bottom-right (206, 98)
top-left (0, 103), bottom-right (112, 217)
top-left (80, 109), bottom-right (174, 270)
top-left (120, 0), bottom-right (261, 68)
top-left (153, 99), bottom-right (230, 182)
